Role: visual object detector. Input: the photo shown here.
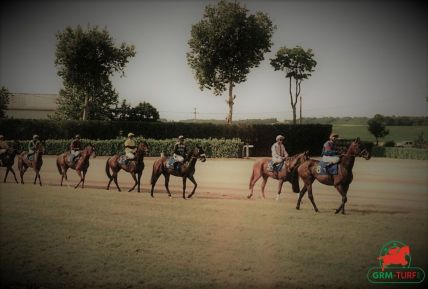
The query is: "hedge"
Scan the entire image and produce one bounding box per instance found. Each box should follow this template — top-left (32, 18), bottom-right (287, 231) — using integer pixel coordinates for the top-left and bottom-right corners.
top-left (11, 138), bottom-right (244, 158)
top-left (0, 119), bottom-right (332, 156)
top-left (370, 147), bottom-right (428, 160)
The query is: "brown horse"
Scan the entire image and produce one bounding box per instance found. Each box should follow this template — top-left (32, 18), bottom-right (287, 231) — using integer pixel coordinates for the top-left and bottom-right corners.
top-left (296, 138), bottom-right (371, 214)
top-left (56, 144), bottom-right (96, 188)
top-left (18, 142), bottom-right (45, 186)
top-left (105, 141), bottom-right (149, 192)
top-left (150, 146), bottom-right (206, 199)
top-left (247, 151), bottom-right (309, 200)
top-left (0, 141), bottom-right (20, 183)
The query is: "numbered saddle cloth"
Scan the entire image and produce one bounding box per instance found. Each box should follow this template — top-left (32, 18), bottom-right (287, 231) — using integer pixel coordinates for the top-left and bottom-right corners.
top-left (316, 161), bottom-right (338, 175)
top-left (268, 160), bottom-right (284, 172)
top-left (118, 155), bottom-right (128, 166)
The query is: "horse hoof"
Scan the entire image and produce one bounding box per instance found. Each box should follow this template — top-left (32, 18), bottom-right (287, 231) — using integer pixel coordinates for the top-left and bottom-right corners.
top-left (296, 207), bottom-right (300, 210)
top-left (334, 210), bottom-right (340, 214)
top-left (247, 195), bottom-right (252, 199)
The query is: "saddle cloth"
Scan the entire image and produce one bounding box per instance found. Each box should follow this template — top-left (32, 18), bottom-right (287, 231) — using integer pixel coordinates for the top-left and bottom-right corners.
top-left (267, 160), bottom-right (285, 172)
top-left (316, 161), bottom-right (338, 175)
top-left (166, 157), bottom-right (182, 172)
top-left (118, 155), bottom-right (133, 166)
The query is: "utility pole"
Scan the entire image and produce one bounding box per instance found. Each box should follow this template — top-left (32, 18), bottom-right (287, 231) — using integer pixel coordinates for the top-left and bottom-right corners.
top-left (299, 96), bottom-right (302, 124)
top-left (193, 107), bottom-right (197, 120)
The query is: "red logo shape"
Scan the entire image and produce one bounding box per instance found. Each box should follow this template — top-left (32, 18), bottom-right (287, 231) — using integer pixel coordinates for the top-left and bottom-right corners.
top-left (377, 245), bottom-right (410, 271)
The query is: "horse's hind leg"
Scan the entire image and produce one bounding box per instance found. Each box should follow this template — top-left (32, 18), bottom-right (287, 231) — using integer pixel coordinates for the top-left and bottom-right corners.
top-left (113, 173), bottom-right (121, 192)
top-left (187, 175), bottom-right (197, 199)
top-left (182, 177), bottom-right (187, 199)
top-left (150, 171), bottom-right (162, 198)
top-left (334, 184), bottom-right (349, 215)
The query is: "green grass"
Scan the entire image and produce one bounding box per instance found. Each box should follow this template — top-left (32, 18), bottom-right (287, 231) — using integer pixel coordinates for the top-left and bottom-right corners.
top-left (333, 125), bottom-right (428, 143)
top-left (1, 184), bottom-right (427, 289)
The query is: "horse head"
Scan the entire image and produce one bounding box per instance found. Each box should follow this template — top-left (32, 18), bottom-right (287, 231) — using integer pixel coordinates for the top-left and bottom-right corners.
top-left (187, 145), bottom-right (206, 163)
top-left (36, 142), bottom-right (46, 155)
top-left (197, 145), bottom-right (206, 162)
top-left (136, 141), bottom-right (149, 156)
top-left (347, 138), bottom-right (371, 160)
top-left (287, 150), bottom-right (309, 172)
top-left (84, 143), bottom-right (96, 158)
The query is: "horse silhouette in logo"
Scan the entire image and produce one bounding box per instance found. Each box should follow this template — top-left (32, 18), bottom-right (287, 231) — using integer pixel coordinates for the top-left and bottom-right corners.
top-left (378, 245), bottom-right (410, 271)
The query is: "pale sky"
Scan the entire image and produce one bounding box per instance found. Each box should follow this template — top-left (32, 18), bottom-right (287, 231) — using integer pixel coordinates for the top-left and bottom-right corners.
top-left (1, 0), bottom-right (427, 121)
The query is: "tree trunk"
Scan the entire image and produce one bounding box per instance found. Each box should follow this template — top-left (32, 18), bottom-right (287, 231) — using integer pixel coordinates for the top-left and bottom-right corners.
top-left (289, 77), bottom-right (298, 125)
top-left (82, 94), bottom-right (89, 120)
top-left (226, 82), bottom-right (235, 125)
top-left (299, 95), bottom-right (302, 124)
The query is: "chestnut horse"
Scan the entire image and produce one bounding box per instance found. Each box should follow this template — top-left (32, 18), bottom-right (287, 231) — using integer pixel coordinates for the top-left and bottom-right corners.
top-left (56, 144), bottom-right (96, 188)
top-left (150, 146), bottom-right (206, 199)
top-left (0, 141), bottom-right (20, 183)
top-left (247, 151), bottom-right (309, 200)
top-left (18, 142), bottom-right (45, 186)
top-left (296, 138), bottom-right (371, 214)
top-left (105, 141), bottom-right (149, 193)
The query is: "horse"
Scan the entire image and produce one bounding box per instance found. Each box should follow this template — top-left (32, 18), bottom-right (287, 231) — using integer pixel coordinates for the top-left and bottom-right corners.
top-left (296, 138), bottom-right (371, 214)
top-left (0, 141), bottom-right (20, 183)
top-left (150, 146), bottom-right (206, 199)
top-left (105, 141), bottom-right (149, 193)
top-left (56, 144), bottom-right (96, 189)
top-left (247, 151), bottom-right (309, 200)
top-left (17, 142), bottom-right (46, 186)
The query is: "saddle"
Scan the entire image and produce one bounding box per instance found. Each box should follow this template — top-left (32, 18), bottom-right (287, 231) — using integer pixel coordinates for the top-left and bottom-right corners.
top-left (268, 160), bottom-right (285, 173)
top-left (118, 155), bottom-right (134, 166)
top-left (316, 161), bottom-right (338, 175)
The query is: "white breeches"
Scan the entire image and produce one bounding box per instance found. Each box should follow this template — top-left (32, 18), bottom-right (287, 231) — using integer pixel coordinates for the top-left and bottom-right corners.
top-left (322, 155), bottom-right (340, 164)
top-left (173, 154), bottom-right (184, 163)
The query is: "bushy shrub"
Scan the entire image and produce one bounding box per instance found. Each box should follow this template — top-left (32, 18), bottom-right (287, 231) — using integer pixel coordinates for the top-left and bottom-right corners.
top-left (371, 147), bottom-right (428, 160)
top-left (383, 140), bottom-right (395, 147)
top-left (1, 119), bottom-right (331, 156)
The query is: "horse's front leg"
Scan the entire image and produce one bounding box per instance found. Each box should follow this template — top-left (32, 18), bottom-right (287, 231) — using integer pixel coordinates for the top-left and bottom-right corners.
top-left (164, 173), bottom-right (172, 198)
top-left (334, 183), bottom-right (349, 215)
top-left (34, 169), bottom-right (42, 186)
top-left (19, 163), bottom-right (27, 184)
top-left (9, 167), bottom-right (18, 184)
top-left (186, 175), bottom-right (197, 199)
top-left (81, 170), bottom-right (87, 188)
top-left (74, 169), bottom-right (83, 189)
top-left (3, 167), bottom-right (10, 183)
top-left (260, 176), bottom-right (268, 199)
top-left (276, 179), bottom-right (284, 201)
top-left (128, 172), bottom-right (138, 192)
top-left (296, 186), bottom-right (307, 210)
top-left (182, 177), bottom-right (187, 199)
top-left (137, 170), bottom-right (142, 193)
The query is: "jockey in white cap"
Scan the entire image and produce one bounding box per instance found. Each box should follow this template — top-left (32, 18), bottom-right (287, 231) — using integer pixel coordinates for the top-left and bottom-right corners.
top-left (322, 133), bottom-right (340, 165)
top-left (271, 135), bottom-right (288, 165)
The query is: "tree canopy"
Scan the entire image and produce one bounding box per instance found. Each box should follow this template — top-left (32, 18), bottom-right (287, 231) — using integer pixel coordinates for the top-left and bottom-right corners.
top-left (367, 114), bottom-right (389, 146)
top-left (0, 86), bottom-right (11, 119)
top-left (114, 100), bottom-right (159, 122)
top-left (270, 46), bottom-right (316, 124)
top-left (187, 0), bottom-right (275, 124)
top-left (54, 25), bottom-right (135, 120)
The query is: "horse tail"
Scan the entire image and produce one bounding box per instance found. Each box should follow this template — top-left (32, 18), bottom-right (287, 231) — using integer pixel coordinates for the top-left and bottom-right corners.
top-left (249, 160), bottom-right (262, 189)
top-left (151, 159), bottom-right (161, 185)
top-left (105, 158), bottom-right (112, 179)
top-left (290, 168), bottom-right (300, 193)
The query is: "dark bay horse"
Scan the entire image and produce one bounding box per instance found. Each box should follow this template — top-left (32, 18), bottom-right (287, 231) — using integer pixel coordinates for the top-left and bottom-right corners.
top-left (18, 142), bottom-right (45, 186)
top-left (105, 141), bottom-right (149, 192)
top-left (247, 151), bottom-right (309, 200)
top-left (296, 138), bottom-right (371, 214)
top-left (150, 146), bottom-right (206, 199)
top-left (0, 141), bottom-right (20, 183)
top-left (56, 144), bottom-right (96, 188)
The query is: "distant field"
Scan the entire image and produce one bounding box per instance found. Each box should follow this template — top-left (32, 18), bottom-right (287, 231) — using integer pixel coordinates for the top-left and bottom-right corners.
top-left (333, 125), bottom-right (428, 143)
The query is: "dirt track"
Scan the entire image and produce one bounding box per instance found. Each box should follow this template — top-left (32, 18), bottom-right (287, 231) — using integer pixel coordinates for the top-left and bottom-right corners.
top-left (1, 156), bottom-right (427, 289)
top-left (3, 156), bottom-right (427, 212)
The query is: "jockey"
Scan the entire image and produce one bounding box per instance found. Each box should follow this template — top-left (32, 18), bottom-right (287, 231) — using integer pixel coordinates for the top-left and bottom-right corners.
top-left (0, 135), bottom-right (9, 166)
top-left (124, 132), bottom-right (137, 162)
top-left (271, 135), bottom-right (289, 167)
top-left (28, 134), bottom-right (40, 159)
top-left (322, 133), bottom-right (340, 165)
top-left (173, 135), bottom-right (187, 171)
top-left (69, 134), bottom-right (83, 164)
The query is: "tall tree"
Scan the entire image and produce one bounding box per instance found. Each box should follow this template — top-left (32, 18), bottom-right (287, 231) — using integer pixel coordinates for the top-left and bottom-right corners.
top-left (54, 25), bottom-right (135, 120)
top-left (368, 114), bottom-right (389, 146)
top-left (114, 100), bottom-right (159, 122)
top-left (0, 86), bottom-right (11, 119)
top-left (270, 46), bottom-right (316, 124)
top-left (187, 0), bottom-right (275, 124)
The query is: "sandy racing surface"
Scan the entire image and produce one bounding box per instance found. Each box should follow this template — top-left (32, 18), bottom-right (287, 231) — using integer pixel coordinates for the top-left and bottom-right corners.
top-left (3, 155), bottom-right (427, 212)
top-left (1, 156), bottom-right (427, 289)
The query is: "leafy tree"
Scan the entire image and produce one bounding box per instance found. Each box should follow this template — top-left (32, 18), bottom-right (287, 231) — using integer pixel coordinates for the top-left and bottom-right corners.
top-left (54, 25), bottom-right (135, 120)
top-left (114, 100), bottom-right (159, 122)
top-left (0, 86), bottom-right (11, 118)
top-left (367, 115), bottom-right (389, 146)
top-left (187, 0), bottom-right (275, 124)
top-left (270, 46), bottom-right (317, 124)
